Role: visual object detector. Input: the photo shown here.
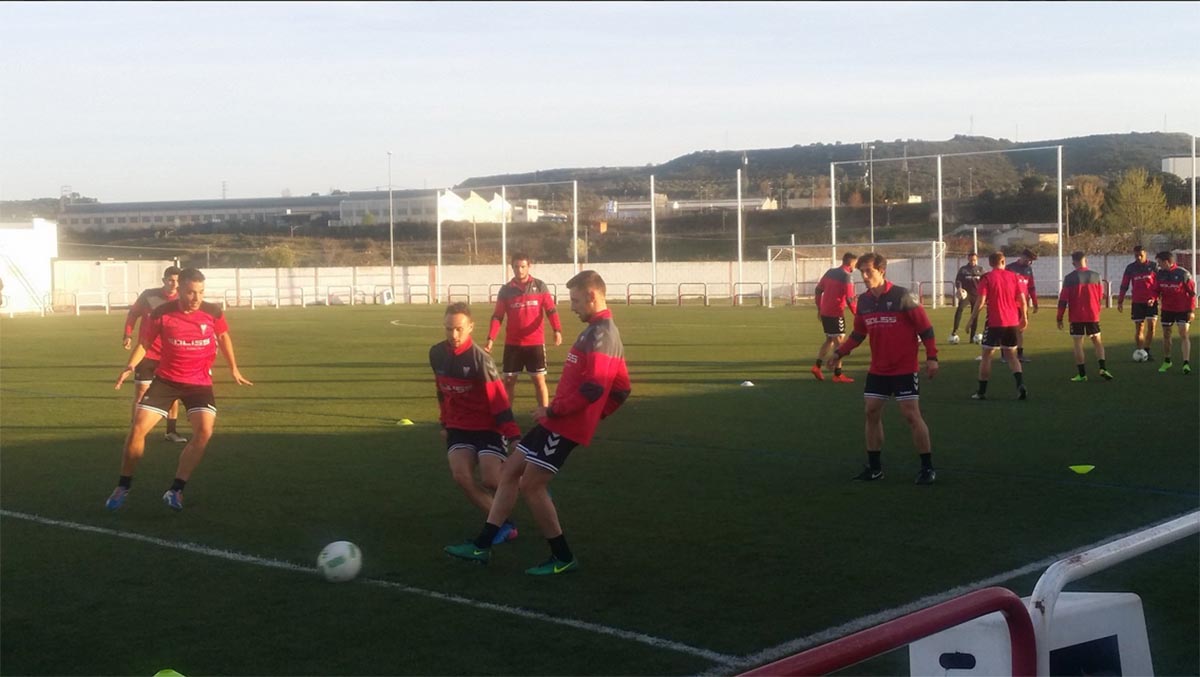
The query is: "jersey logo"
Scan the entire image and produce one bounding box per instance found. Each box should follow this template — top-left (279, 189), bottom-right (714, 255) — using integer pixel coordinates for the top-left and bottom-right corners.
top-left (462, 366), bottom-right (471, 376)
top-left (565, 353), bottom-right (579, 364)
top-left (200, 323), bottom-right (208, 333)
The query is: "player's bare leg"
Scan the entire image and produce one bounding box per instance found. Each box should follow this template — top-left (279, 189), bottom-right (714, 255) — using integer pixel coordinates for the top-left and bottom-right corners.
top-left (131, 382), bottom-right (151, 422)
top-left (897, 399), bottom-right (931, 453)
top-left (485, 449), bottom-right (525, 528)
top-left (519, 465), bottom-right (562, 539)
top-left (502, 373), bottom-right (520, 406)
top-left (1071, 336), bottom-right (1086, 366)
top-left (1134, 320), bottom-right (1146, 351)
top-left (1145, 317), bottom-right (1157, 356)
top-left (1179, 323), bottom-right (1191, 364)
top-left (531, 372), bottom-right (550, 408)
top-left (120, 408), bottom-right (164, 476)
top-left (448, 448), bottom-right (492, 514)
top-left (864, 397), bottom-right (886, 452)
top-left (813, 335), bottom-right (840, 380)
top-left (172, 410), bottom-right (214, 482)
top-left (1161, 324), bottom-right (1174, 369)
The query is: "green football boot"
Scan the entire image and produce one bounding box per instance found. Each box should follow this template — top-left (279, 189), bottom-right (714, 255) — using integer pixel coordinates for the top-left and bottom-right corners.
top-left (444, 541), bottom-right (490, 564)
top-left (1070, 374), bottom-right (1088, 382)
top-left (1183, 363), bottom-right (1192, 375)
top-left (1158, 360), bottom-right (1173, 373)
top-left (524, 556), bottom-right (578, 576)
top-left (1098, 369), bottom-right (1114, 381)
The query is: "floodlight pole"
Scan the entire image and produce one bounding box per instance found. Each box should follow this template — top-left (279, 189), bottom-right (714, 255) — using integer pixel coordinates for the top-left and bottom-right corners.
top-left (868, 144), bottom-right (875, 247)
top-left (830, 162), bottom-right (837, 268)
top-left (1057, 145), bottom-right (1064, 296)
top-left (572, 180), bottom-right (579, 274)
top-left (436, 195), bottom-right (443, 303)
top-left (737, 164), bottom-right (746, 291)
top-left (936, 155), bottom-right (944, 309)
top-left (388, 151), bottom-right (395, 296)
top-left (1192, 134), bottom-right (1196, 269)
top-left (501, 185), bottom-right (508, 282)
top-left (650, 174), bottom-right (657, 304)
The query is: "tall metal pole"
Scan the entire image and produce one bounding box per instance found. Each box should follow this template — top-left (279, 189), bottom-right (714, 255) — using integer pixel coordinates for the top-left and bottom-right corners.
top-left (736, 168), bottom-right (744, 289)
top-left (1057, 145), bottom-right (1064, 296)
top-left (830, 163), bottom-right (837, 269)
top-left (572, 180), bottom-right (579, 274)
top-left (650, 174), bottom-right (657, 304)
top-left (388, 151), bottom-right (395, 295)
top-left (868, 144), bottom-right (875, 247)
top-left (501, 185), bottom-right (507, 282)
top-left (936, 155), bottom-right (944, 309)
top-left (1192, 134), bottom-right (1197, 268)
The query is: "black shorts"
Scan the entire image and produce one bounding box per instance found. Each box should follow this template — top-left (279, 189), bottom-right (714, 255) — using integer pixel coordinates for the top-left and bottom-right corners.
top-left (445, 428), bottom-right (507, 460)
top-left (982, 326), bottom-right (1020, 348)
top-left (133, 358), bottom-right (160, 384)
top-left (1161, 310), bottom-right (1192, 326)
top-left (517, 424), bottom-right (580, 474)
top-left (958, 293), bottom-right (979, 308)
top-left (138, 377), bottom-right (216, 418)
top-left (864, 372), bottom-right (920, 401)
top-left (1069, 322), bottom-right (1102, 337)
top-left (503, 344), bottom-right (547, 375)
top-left (1131, 302), bottom-right (1159, 322)
top-left (820, 315), bottom-right (846, 336)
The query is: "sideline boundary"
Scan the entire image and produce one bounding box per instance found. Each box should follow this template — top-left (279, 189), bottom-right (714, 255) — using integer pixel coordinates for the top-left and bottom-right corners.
top-left (0, 508), bottom-right (737, 667)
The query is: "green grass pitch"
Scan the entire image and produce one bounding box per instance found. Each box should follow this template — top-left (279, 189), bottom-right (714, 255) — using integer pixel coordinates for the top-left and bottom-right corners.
top-left (1, 304), bottom-right (1196, 675)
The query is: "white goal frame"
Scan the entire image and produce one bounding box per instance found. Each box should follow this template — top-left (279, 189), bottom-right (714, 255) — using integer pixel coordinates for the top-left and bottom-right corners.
top-left (766, 239), bottom-right (946, 308)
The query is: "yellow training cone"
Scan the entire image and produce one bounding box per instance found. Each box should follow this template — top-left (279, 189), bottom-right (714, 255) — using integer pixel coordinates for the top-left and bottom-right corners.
top-left (154, 670), bottom-right (186, 677)
top-left (1069, 465), bottom-right (1096, 474)
top-left (397, 418), bottom-right (414, 426)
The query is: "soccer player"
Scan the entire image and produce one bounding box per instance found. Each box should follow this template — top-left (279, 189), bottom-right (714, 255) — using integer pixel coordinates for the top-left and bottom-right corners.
top-left (828, 253), bottom-right (939, 485)
top-left (431, 302), bottom-right (521, 544)
top-left (445, 270), bottom-right (631, 575)
top-left (485, 253), bottom-right (563, 408)
top-left (1005, 249), bottom-right (1038, 362)
top-left (950, 251), bottom-right (985, 343)
top-left (122, 265), bottom-right (187, 443)
top-left (1117, 245), bottom-right (1159, 361)
top-left (811, 252), bottom-right (858, 383)
top-left (107, 268), bottom-right (253, 512)
top-left (969, 252), bottom-right (1029, 400)
top-left (1057, 252), bottom-right (1113, 382)
top-left (1153, 251), bottom-right (1196, 374)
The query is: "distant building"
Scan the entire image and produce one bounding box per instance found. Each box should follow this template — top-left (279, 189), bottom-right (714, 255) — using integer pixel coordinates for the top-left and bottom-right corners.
top-left (1161, 156), bottom-right (1196, 181)
top-left (668, 197), bottom-right (778, 214)
top-left (991, 223), bottom-right (1060, 248)
top-left (0, 218), bottom-right (58, 314)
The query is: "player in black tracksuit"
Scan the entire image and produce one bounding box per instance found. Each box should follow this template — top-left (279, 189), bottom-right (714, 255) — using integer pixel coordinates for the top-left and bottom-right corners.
top-left (951, 252), bottom-right (985, 342)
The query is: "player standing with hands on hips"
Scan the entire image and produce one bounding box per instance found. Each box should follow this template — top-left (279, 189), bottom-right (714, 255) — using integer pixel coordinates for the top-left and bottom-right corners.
top-left (828, 253), bottom-right (939, 485)
top-left (446, 271), bottom-right (631, 575)
top-left (107, 268), bottom-right (252, 512)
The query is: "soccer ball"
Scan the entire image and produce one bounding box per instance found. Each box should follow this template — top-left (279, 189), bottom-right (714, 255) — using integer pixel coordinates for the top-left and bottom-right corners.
top-left (948, 334), bottom-right (961, 345)
top-left (1132, 349), bottom-right (1149, 363)
top-left (973, 334), bottom-right (984, 344)
top-left (317, 541), bottom-right (362, 582)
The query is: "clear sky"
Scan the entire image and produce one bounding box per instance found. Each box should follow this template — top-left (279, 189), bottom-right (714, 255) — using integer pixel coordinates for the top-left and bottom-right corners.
top-left (2, 1), bottom-right (1197, 202)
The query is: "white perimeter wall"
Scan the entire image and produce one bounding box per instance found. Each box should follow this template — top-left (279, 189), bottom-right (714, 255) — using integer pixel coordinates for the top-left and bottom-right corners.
top-left (0, 219), bottom-right (58, 314)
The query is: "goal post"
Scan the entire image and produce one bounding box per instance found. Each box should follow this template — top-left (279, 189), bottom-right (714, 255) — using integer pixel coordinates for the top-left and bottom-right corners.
top-left (766, 240), bottom-right (946, 308)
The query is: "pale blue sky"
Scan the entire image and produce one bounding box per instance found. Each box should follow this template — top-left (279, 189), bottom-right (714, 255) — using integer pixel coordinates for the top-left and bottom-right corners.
top-left (2, 1), bottom-right (1197, 202)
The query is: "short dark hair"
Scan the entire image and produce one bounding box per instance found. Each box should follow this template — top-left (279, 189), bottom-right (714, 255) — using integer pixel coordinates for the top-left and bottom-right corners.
top-left (510, 252), bottom-right (530, 264)
top-left (968, 251), bottom-right (978, 257)
top-left (566, 270), bottom-right (606, 295)
top-left (179, 268), bottom-right (205, 284)
top-left (163, 266), bottom-right (181, 278)
top-left (1133, 245), bottom-right (1146, 254)
top-left (989, 252), bottom-right (1005, 267)
top-left (856, 252), bottom-right (887, 272)
top-left (1156, 251), bottom-right (1174, 264)
top-left (444, 302), bottom-right (471, 318)
top-left (1022, 249), bottom-right (1038, 261)
top-left (841, 252), bottom-right (857, 265)
top-left (1071, 251), bottom-right (1086, 265)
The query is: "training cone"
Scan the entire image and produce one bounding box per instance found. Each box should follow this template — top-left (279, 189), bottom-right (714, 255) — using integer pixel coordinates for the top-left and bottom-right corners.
top-left (1069, 465), bottom-right (1096, 474)
top-left (154, 670), bottom-right (186, 677)
top-left (740, 380), bottom-right (755, 387)
top-left (397, 418), bottom-right (414, 426)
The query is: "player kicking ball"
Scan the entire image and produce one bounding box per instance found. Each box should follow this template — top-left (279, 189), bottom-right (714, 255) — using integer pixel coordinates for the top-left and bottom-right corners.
top-left (828, 253), bottom-right (939, 485)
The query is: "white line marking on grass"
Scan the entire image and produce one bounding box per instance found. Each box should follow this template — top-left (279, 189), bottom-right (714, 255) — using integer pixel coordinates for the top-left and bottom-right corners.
top-left (0, 509), bottom-right (737, 667)
top-left (389, 320), bottom-right (432, 328)
top-left (706, 509), bottom-right (1200, 676)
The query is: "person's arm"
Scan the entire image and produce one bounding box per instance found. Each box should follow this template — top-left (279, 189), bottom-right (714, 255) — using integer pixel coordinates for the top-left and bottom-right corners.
top-left (544, 290), bottom-right (563, 346)
top-left (482, 357), bottom-right (519, 439)
top-left (1056, 284), bottom-right (1069, 330)
top-left (969, 289), bottom-right (988, 328)
top-left (828, 313), bottom-right (867, 367)
top-left (814, 279), bottom-right (825, 318)
top-left (602, 359), bottom-right (631, 419)
top-left (1117, 271), bottom-right (1131, 311)
top-left (845, 279), bottom-right (858, 315)
top-left (485, 295), bottom-right (506, 353)
top-left (910, 305), bottom-right (939, 380)
top-left (1029, 274), bottom-right (1039, 311)
top-left (217, 332), bottom-right (253, 385)
top-left (121, 299), bottom-right (145, 349)
top-left (115, 341), bottom-right (148, 389)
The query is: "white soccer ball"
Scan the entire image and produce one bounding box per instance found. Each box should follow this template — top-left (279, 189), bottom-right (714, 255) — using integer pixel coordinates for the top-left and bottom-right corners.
top-left (317, 541), bottom-right (362, 582)
top-left (948, 334), bottom-right (961, 345)
top-left (1132, 349), bottom-right (1149, 363)
top-left (973, 334), bottom-right (984, 344)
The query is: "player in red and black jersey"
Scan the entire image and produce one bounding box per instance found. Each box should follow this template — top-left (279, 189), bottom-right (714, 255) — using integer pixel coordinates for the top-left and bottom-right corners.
top-left (432, 302), bottom-right (522, 544)
top-left (108, 268), bottom-right (253, 512)
top-left (121, 265), bottom-right (187, 443)
top-left (811, 252), bottom-right (859, 383)
top-left (1117, 245), bottom-right (1160, 361)
top-left (446, 270), bottom-right (631, 575)
top-left (485, 253), bottom-right (563, 408)
top-left (1057, 252), bottom-right (1113, 382)
top-left (970, 252), bottom-right (1029, 401)
top-left (1005, 249), bottom-right (1038, 362)
top-left (1153, 251), bottom-right (1196, 374)
top-left (830, 253), bottom-right (939, 485)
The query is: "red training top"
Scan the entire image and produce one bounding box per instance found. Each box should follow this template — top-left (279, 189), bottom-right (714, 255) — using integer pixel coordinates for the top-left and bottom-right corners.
top-left (544, 309), bottom-right (631, 446)
top-left (1057, 267), bottom-right (1103, 323)
top-left (1006, 260), bottom-right (1038, 308)
top-left (141, 301), bottom-right (228, 385)
top-left (123, 287), bottom-right (177, 360)
top-left (1155, 264), bottom-right (1197, 312)
top-left (1118, 260), bottom-right (1158, 304)
top-left (978, 268), bottom-right (1026, 328)
top-left (815, 265), bottom-right (858, 317)
top-left (488, 276), bottom-right (562, 346)
top-left (430, 337), bottom-right (519, 439)
top-left (836, 281), bottom-right (937, 376)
